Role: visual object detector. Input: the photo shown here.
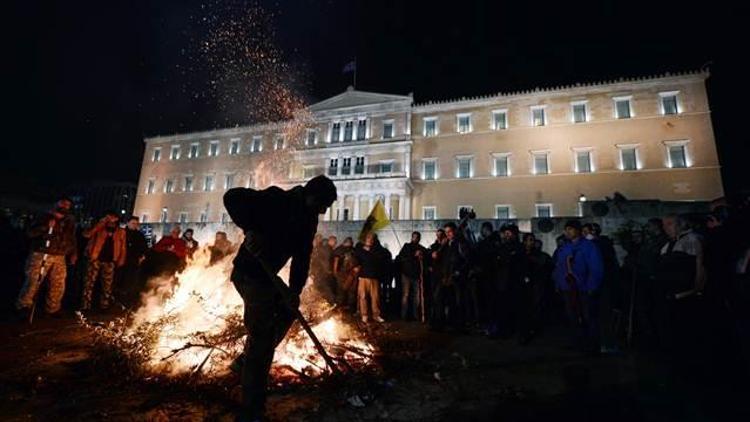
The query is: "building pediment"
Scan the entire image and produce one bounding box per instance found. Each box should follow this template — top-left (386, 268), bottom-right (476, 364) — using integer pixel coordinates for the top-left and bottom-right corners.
top-left (308, 87), bottom-right (412, 113)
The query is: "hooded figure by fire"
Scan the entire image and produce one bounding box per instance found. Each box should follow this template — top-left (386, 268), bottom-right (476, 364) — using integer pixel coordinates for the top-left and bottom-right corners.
top-left (223, 175), bottom-right (337, 421)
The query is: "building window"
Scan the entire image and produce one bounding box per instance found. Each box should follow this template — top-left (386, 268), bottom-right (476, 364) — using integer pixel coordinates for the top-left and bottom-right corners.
top-left (495, 205), bottom-right (511, 219)
top-left (531, 106), bottom-right (546, 126)
top-left (533, 152), bottom-right (550, 175)
top-left (356, 119), bottom-right (367, 141)
top-left (575, 150), bottom-right (593, 173)
top-left (457, 113), bottom-right (472, 134)
top-left (251, 136), bottom-right (262, 153)
top-left (146, 179), bottom-right (155, 195)
top-left (424, 117), bottom-right (438, 137)
top-left (204, 175), bottom-right (214, 192)
top-left (199, 212), bottom-right (208, 223)
top-left (274, 136), bottom-right (285, 150)
top-left (667, 144), bottom-right (688, 168)
top-left (536, 204), bottom-right (552, 218)
top-left (492, 110), bottom-right (508, 130)
top-left (189, 143), bottom-right (200, 159)
top-left (379, 161), bottom-right (393, 173)
top-left (178, 212), bottom-right (188, 224)
top-left (344, 121), bottom-right (354, 141)
top-left (171, 145), bottom-right (181, 160)
top-left (164, 179), bottom-right (174, 193)
top-left (422, 159), bottom-right (437, 180)
top-left (341, 157), bottom-right (352, 175)
top-left (209, 141), bottom-right (219, 157)
top-left (184, 176), bottom-right (193, 192)
top-left (456, 156), bottom-right (473, 179)
top-left (354, 156), bottom-right (365, 174)
top-left (620, 147), bottom-right (638, 171)
top-left (160, 208), bottom-right (168, 223)
top-left (572, 102), bottom-right (588, 123)
top-left (306, 130), bottom-right (316, 146)
top-left (225, 174), bottom-right (235, 190)
top-left (493, 154), bottom-right (510, 177)
top-left (152, 148), bottom-right (161, 162)
top-left (229, 139), bottom-right (240, 155)
top-left (342, 208), bottom-right (350, 221)
top-left (382, 120), bottom-right (394, 139)
top-left (614, 96), bottom-right (632, 119)
top-left (221, 212), bottom-right (229, 224)
top-left (141, 214), bottom-right (149, 223)
top-left (422, 206), bottom-right (436, 220)
top-left (331, 122), bottom-right (341, 142)
top-left (660, 91), bottom-right (679, 115)
top-left (328, 158), bottom-right (338, 176)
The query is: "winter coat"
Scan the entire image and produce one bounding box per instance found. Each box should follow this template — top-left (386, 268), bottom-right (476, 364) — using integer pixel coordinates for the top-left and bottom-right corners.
top-left (553, 238), bottom-right (604, 292)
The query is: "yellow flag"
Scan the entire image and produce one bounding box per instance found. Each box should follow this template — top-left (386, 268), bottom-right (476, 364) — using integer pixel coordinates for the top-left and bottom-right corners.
top-left (358, 200), bottom-right (390, 241)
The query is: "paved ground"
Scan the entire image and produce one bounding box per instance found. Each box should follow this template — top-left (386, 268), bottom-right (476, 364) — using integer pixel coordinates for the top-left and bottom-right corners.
top-left (0, 310), bottom-right (747, 421)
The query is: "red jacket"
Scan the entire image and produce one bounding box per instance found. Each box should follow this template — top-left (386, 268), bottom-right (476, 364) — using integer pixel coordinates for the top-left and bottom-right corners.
top-left (154, 236), bottom-right (187, 260)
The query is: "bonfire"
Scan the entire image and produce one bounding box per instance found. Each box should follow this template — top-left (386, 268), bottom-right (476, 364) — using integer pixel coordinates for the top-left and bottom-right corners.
top-left (80, 246), bottom-right (375, 383)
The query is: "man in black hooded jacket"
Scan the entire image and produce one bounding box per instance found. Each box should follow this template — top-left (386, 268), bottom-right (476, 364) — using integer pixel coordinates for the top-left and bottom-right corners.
top-left (223, 175), bottom-right (337, 421)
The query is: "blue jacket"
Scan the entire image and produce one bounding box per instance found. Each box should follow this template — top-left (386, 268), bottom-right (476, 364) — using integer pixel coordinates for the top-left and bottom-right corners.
top-left (553, 238), bottom-right (604, 292)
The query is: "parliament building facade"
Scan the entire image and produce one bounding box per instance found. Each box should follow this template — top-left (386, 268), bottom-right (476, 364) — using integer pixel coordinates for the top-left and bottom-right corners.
top-left (134, 70), bottom-right (723, 223)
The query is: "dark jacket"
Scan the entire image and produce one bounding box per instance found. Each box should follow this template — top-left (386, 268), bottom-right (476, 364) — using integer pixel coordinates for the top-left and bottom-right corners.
top-left (125, 228), bottom-right (148, 266)
top-left (223, 186), bottom-right (317, 295)
top-left (354, 245), bottom-right (382, 279)
top-left (28, 213), bottom-right (77, 258)
top-left (396, 242), bottom-right (427, 279)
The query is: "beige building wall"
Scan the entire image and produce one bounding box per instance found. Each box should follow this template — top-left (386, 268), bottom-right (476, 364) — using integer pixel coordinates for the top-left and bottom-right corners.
top-left (134, 71), bottom-right (723, 223)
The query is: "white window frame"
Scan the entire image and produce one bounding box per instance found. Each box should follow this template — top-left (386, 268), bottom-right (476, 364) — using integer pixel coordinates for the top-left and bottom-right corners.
top-left (455, 155), bottom-right (474, 179)
top-left (356, 118), bottom-right (368, 141)
top-left (422, 206), bottom-right (437, 220)
top-left (570, 100), bottom-right (589, 123)
top-left (616, 143), bottom-right (641, 171)
top-left (491, 152), bottom-right (512, 177)
top-left (204, 175), bottom-right (214, 192)
top-left (530, 105), bottom-right (547, 127)
top-left (423, 116), bottom-right (438, 137)
top-left (330, 121), bottom-right (341, 143)
top-left (208, 140), bottom-right (220, 157)
top-left (530, 150), bottom-right (551, 175)
top-left (659, 90), bottom-right (680, 115)
top-left (274, 135), bottom-right (285, 150)
top-left (170, 145), bottom-right (181, 160)
top-left (354, 156), bottom-right (367, 175)
top-left (456, 113), bottom-right (473, 134)
top-left (305, 129), bottom-right (317, 146)
top-left (146, 178), bottom-right (156, 195)
top-left (422, 158), bottom-right (438, 180)
top-left (141, 214), bottom-right (149, 223)
top-left (160, 207), bottom-right (169, 223)
top-left (572, 147), bottom-right (595, 173)
top-left (188, 142), bottom-right (200, 159)
top-left (152, 147), bottom-right (162, 162)
top-left (494, 204), bottom-right (512, 219)
top-left (164, 178), bottom-right (174, 194)
top-left (328, 157), bottom-right (339, 177)
top-left (491, 109), bottom-right (508, 130)
top-left (379, 159), bottom-right (395, 174)
top-left (535, 203), bottom-right (553, 218)
top-left (251, 136), bottom-right (263, 153)
top-left (224, 173), bottom-right (235, 190)
top-left (178, 212), bottom-right (188, 224)
top-left (229, 138), bottom-right (240, 155)
top-left (221, 212), bottom-right (230, 224)
top-left (613, 95), bottom-right (634, 119)
top-left (663, 140), bottom-right (690, 168)
top-left (343, 120), bottom-right (354, 142)
top-left (184, 175), bottom-right (194, 192)
top-left (382, 119), bottom-right (395, 139)
top-left (199, 211), bottom-right (208, 223)
top-left (457, 205), bottom-right (473, 219)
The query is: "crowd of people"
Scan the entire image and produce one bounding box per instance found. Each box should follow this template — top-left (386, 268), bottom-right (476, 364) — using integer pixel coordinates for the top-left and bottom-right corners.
top-left (3, 194), bottom-right (749, 373)
top-left (4, 196), bottom-right (237, 319)
top-left (307, 203), bottom-right (750, 372)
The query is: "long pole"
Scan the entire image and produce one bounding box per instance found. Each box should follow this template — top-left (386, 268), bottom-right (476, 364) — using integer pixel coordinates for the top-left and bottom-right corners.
top-left (255, 256), bottom-right (348, 375)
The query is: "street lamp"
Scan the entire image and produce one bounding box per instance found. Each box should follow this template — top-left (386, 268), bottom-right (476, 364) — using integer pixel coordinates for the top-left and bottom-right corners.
top-left (579, 193), bottom-right (587, 202)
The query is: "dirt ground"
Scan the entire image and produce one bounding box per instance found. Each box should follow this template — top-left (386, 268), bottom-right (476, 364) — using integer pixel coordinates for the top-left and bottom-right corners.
top-left (0, 309), bottom-right (748, 422)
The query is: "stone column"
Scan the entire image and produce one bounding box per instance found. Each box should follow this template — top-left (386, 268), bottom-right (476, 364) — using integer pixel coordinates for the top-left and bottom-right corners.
top-left (398, 194), bottom-right (405, 220)
top-left (353, 194), bottom-right (361, 221)
top-left (384, 194), bottom-right (392, 220)
top-left (337, 195), bottom-right (345, 221)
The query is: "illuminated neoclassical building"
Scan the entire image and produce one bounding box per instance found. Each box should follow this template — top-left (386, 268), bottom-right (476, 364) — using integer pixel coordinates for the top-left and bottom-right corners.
top-left (134, 70), bottom-right (723, 223)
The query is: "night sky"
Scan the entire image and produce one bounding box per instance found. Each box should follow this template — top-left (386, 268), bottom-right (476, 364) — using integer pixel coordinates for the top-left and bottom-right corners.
top-left (4, 0), bottom-right (746, 199)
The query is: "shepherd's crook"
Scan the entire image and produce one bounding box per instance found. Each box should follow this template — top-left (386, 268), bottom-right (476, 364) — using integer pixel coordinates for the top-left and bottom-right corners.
top-left (255, 257), bottom-right (350, 375)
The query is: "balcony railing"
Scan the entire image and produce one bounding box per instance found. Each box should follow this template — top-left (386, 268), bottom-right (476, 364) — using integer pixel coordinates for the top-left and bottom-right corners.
top-left (302, 162), bottom-right (404, 180)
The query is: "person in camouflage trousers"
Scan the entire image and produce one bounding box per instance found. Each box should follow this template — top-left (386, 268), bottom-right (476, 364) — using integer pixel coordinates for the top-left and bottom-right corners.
top-left (81, 211), bottom-right (127, 310)
top-left (16, 198), bottom-right (78, 316)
